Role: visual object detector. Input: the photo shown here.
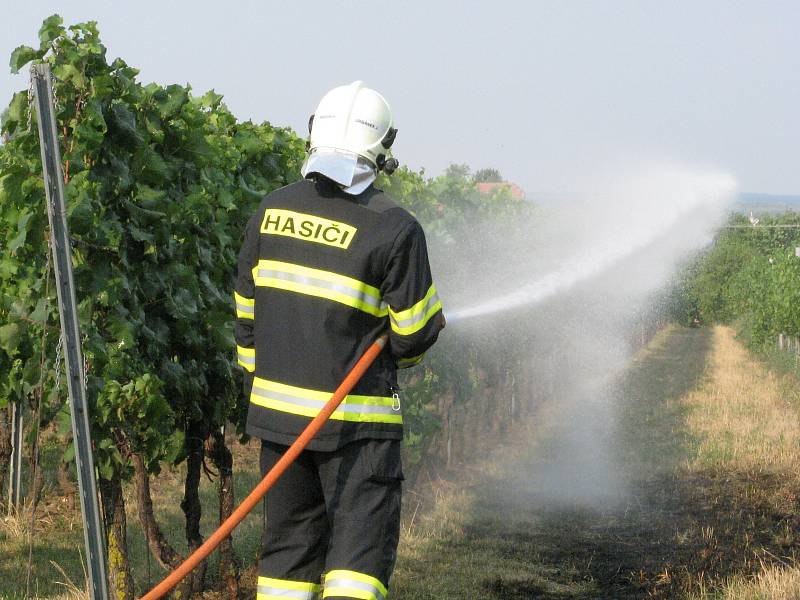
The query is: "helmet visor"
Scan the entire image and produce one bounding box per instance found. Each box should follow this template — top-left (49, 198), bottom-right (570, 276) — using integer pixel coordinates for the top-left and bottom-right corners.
top-left (301, 148), bottom-right (376, 194)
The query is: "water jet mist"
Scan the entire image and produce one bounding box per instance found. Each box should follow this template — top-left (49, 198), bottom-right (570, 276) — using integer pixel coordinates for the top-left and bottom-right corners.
top-left (430, 162), bottom-right (736, 508)
top-left (444, 165), bottom-right (736, 325)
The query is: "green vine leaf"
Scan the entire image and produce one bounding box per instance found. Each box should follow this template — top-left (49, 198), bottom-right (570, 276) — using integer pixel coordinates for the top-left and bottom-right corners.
top-left (38, 14), bottom-right (65, 47)
top-left (8, 209), bottom-right (33, 253)
top-left (0, 323), bottom-right (21, 355)
top-left (9, 45), bottom-right (43, 74)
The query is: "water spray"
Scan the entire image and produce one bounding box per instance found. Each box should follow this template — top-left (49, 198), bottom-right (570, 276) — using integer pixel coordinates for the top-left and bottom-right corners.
top-left (440, 164), bottom-right (737, 509)
top-left (445, 166), bottom-right (737, 326)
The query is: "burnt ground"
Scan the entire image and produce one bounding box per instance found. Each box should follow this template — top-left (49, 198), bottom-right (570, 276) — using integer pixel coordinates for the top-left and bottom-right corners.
top-left (390, 327), bottom-right (800, 599)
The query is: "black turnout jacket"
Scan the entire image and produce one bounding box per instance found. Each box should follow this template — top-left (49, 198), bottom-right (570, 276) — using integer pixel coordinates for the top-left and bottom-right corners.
top-left (234, 178), bottom-right (444, 450)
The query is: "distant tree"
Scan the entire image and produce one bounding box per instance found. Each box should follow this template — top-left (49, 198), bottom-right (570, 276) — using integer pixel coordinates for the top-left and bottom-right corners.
top-left (473, 168), bottom-right (503, 183)
top-left (444, 163), bottom-right (471, 181)
top-left (673, 211), bottom-right (800, 348)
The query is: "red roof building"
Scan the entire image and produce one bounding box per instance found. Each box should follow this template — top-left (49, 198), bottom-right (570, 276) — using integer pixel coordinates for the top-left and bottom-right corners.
top-left (475, 181), bottom-right (525, 200)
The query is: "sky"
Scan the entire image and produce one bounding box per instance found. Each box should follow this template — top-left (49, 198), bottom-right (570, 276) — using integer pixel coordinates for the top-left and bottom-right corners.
top-left (1, 1), bottom-right (798, 195)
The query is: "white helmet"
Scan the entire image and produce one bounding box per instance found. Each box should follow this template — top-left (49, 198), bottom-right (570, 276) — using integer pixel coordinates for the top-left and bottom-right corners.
top-left (301, 81), bottom-right (399, 194)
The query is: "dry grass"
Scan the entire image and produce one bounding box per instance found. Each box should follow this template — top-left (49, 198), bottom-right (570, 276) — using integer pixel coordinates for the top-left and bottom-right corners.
top-left (685, 326), bottom-right (800, 476)
top-left (48, 559), bottom-right (89, 600)
top-left (0, 559), bottom-right (89, 600)
top-left (0, 435), bottom-right (265, 598)
top-left (690, 563), bottom-right (800, 600)
top-left (0, 505), bottom-right (34, 540)
top-left (394, 481), bottom-right (472, 570)
top-left (0, 498), bottom-right (76, 541)
top-left (684, 326), bottom-right (800, 599)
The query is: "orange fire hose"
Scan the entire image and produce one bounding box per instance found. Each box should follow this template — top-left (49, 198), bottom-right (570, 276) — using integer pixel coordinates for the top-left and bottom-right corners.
top-left (140, 334), bottom-right (388, 600)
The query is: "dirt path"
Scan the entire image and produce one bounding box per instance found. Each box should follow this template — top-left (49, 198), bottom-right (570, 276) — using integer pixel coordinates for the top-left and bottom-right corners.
top-left (391, 326), bottom-right (765, 599)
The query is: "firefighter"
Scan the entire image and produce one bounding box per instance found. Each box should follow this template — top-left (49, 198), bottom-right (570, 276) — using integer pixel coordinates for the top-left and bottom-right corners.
top-left (234, 81), bottom-right (445, 600)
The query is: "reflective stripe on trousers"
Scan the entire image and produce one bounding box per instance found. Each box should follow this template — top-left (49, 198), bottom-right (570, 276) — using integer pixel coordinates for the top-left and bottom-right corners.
top-left (250, 377), bottom-right (402, 424)
top-left (322, 570), bottom-right (388, 600)
top-left (256, 576), bottom-right (321, 600)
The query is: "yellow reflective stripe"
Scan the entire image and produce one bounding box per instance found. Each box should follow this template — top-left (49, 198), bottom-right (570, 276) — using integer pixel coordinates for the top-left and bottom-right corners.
top-left (237, 345), bottom-right (255, 372)
top-left (388, 284), bottom-right (442, 335)
top-left (257, 576), bottom-right (321, 600)
top-left (390, 285), bottom-right (438, 322)
top-left (323, 570), bottom-right (387, 600)
top-left (234, 291), bottom-right (255, 320)
top-left (252, 260), bottom-right (387, 317)
top-left (397, 353), bottom-right (425, 369)
top-left (250, 377), bottom-right (402, 424)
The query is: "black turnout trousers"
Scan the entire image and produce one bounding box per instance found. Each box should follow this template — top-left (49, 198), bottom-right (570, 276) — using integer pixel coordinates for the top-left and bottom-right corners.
top-left (258, 438), bottom-right (403, 599)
